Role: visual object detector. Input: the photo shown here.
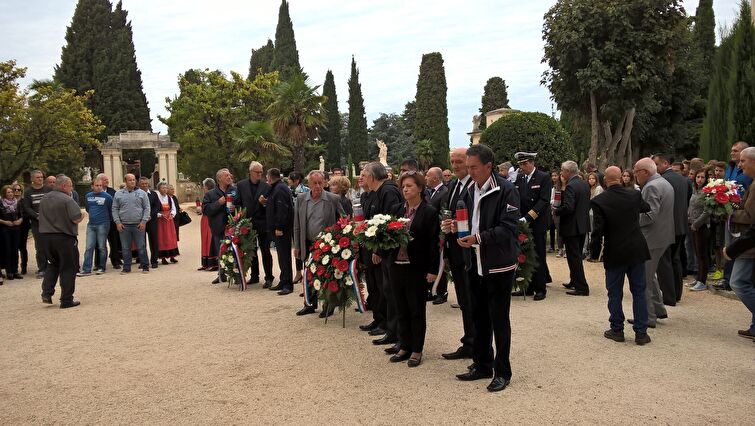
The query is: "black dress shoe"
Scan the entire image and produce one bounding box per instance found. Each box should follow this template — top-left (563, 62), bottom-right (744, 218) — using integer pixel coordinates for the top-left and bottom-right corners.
top-left (456, 367), bottom-right (493, 381)
top-left (277, 288), bottom-right (293, 295)
top-left (487, 377), bottom-right (511, 392)
top-left (161, 259), bottom-right (169, 265)
top-left (170, 258), bottom-right (178, 264)
top-left (12, 273), bottom-right (23, 280)
top-left (262, 280), bottom-right (273, 289)
top-left (151, 263), bottom-right (159, 269)
top-left (604, 329), bottom-right (625, 342)
top-left (442, 347), bottom-right (472, 360)
top-left (562, 282), bottom-right (575, 289)
top-left (627, 318), bottom-right (656, 328)
top-left (269, 284), bottom-right (283, 291)
top-left (197, 266), bottom-right (207, 271)
top-left (211, 277), bottom-right (221, 284)
top-left (533, 292), bottom-right (546, 301)
top-left (657, 314), bottom-right (668, 319)
top-left (373, 336), bottom-right (397, 345)
top-left (566, 290), bottom-right (589, 296)
top-left (407, 355), bottom-right (422, 367)
top-left (42, 296), bottom-right (53, 304)
top-left (390, 351), bottom-right (411, 362)
top-left (296, 306), bottom-right (316, 316)
top-left (635, 332), bottom-right (652, 345)
top-left (60, 300), bottom-right (81, 309)
top-left (384, 344), bottom-right (400, 354)
top-left (360, 321), bottom-right (378, 331)
top-left (432, 293), bottom-right (448, 305)
top-left (368, 327), bottom-right (387, 336)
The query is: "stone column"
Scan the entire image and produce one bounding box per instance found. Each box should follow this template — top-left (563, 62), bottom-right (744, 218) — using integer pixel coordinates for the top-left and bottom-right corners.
top-left (101, 148), bottom-right (124, 186)
top-left (155, 148), bottom-right (178, 188)
top-left (167, 150), bottom-right (178, 187)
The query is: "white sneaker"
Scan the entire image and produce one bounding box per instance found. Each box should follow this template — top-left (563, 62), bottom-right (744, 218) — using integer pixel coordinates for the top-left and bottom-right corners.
top-left (76, 272), bottom-right (91, 277)
top-left (690, 281), bottom-right (708, 291)
top-left (95, 269), bottom-right (105, 275)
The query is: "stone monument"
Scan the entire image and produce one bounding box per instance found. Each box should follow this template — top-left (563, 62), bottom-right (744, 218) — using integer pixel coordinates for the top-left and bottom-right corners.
top-left (376, 140), bottom-right (388, 166)
top-left (319, 156), bottom-right (325, 172)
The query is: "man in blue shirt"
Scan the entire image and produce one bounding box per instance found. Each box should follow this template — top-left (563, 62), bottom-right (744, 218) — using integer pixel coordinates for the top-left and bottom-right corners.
top-left (78, 178), bottom-right (113, 275)
top-left (725, 141), bottom-right (753, 192)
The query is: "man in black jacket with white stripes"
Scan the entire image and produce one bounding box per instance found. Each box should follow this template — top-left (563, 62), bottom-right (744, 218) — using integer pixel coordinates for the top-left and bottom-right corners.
top-left (455, 144), bottom-right (520, 393)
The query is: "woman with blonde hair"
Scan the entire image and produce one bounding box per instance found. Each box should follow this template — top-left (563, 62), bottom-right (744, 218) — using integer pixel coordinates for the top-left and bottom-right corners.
top-left (328, 175), bottom-right (353, 216)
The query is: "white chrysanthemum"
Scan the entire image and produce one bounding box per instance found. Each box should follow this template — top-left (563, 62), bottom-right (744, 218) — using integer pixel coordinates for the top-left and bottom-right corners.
top-left (225, 239), bottom-right (231, 244)
top-left (345, 277), bottom-right (353, 286)
top-left (322, 255), bottom-right (330, 265)
top-left (309, 264), bottom-right (317, 273)
top-left (334, 270), bottom-right (343, 279)
top-left (331, 245), bottom-right (340, 254)
top-left (341, 249), bottom-right (352, 259)
top-left (323, 233), bottom-right (333, 243)
top-left (313, 280), bottom-right (321, 290)
top-left (398, 217), bottom-right (410, 223)
top-left (367, 218), bottom-right (380, 226)
top-left (343, 225), bottom-right (352, 233)
top-left (365, 226), bottom-right (378, 237)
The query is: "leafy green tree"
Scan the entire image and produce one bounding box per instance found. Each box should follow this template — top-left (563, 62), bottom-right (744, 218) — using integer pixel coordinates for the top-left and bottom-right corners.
top-left (248, 39), bottom-right (275, 80)
top-left (271, 0), bottom-right (301, 81)
top-left (480, 112), bottom-right (576, 173)
top-left (0, 61), bottom-right (103, 184)
top-left (160, 69), bottom-right (279, 181)
top-left (543, 0), bottom-right (687, 169)
top-left (321, 70), bottom-right (341, 169)
top-left (235, 120), bottom-right (290, 166)
top-left (414, 52), bottom-right (450, 168)
top-left (478, 77), bottom-right (509, 130)
top-left (414, 139), bottom-right (434, 171)
top-left (267, 73), bottom-right (327, 172)
top-left (347, 57), bottom-right (369, 163)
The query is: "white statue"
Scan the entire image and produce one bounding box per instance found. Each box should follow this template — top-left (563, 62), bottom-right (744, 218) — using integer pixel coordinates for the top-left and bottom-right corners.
top-left (376, 140), bottom-right (388, 166)
top-left (82, 167), bottom-right (92, 183)
top-left (319, 155), bottom-right (325, 171)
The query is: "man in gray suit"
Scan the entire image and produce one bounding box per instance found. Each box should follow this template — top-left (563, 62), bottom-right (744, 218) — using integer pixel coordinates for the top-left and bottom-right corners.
top-left (293, 170), bottom-right (345, 317)
top-left (633, 158), bottom-right (675, 327)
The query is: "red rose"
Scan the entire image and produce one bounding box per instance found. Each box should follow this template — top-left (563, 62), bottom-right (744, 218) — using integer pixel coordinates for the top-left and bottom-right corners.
top-left (226, 226), bottom-right (236, 236)
top-left (337, 217), bottom-right (350, 228)
top-left (322, 244), bottom-right (331, 252)
top-left (715, 192), bottom-right (729, 204)
top-left (714, 185), bottom-right (727, 193)
top-left (307, 271), bottom-right (313, 282)
top-left (219, 244), bottom-right (226, 253)
top-left (517, 254), bottom-right (526, 264)
top-left (731, 194), bottom-right (741, 204)
top-left (313, 250), bottom-right (321, 261)
top-left (702, 186), bottom-right (712, 194)
top-left (316, 265), bottom-right (325, 276)
top-left (239, 226), bottom-right (250, 235)
top-left (231, 236), bottom-right (239, 244)
top-left (339, 237), bottom-right (350, 248)
top-left (328, 281), bottom-right (339, 292)
top-left (355, 223), bottom-right (367, 233)
top-left (314, 240), bottom-right (322, 249)
top-left (388, 221), bottom-right (404, 230)
top-left (517, 233), bottom-right (527, 243)
top-left (337, 260), bottom-right (349, 272)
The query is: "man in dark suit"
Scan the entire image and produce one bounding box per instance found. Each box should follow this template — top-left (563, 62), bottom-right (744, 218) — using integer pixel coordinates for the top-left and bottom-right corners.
top-left (265, 168), bottom-right (294, 295)
top-left (235, 161), bottom-right (274, 287)
top-left (591, 166), bottom-right (652, 345)
top-left (139, 177), bottom-right (161, 269)
top-left (425, 166), bottom-right (450, 304)
top-left (513, 152), bottom-right (552, 300)
top-left (554, 160), bottom-right (591, 296)
top-left (455, 143), bottom-right (520, 393)
top-left (653, 154), bottom-right (691, 305)
top-left (440, 147), bottom-right (476, 360)
top-left (95, 173), bottom-right (122, 269)
top-left (358, 169), bottom-right (382, 332)
top-left (203, 168), bottom-right (236, 284)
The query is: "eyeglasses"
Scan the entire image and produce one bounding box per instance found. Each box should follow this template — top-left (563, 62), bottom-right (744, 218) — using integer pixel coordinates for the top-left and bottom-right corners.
top-left (401, 170), bottom-right (418, 176)
top-left (13, 188), bottom-right (22, 192)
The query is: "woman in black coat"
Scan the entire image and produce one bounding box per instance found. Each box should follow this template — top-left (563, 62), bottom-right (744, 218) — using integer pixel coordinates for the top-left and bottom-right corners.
top-left (387, 171), bottom-right (440, 367)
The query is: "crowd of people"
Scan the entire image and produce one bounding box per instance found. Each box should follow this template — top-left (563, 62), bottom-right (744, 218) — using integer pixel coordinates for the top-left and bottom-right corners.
top-left (2, 140), bottom-right (754, 392)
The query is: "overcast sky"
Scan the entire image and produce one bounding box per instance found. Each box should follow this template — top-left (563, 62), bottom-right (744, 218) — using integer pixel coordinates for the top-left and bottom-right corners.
top-left (0, 0), bottom-right (742, 148)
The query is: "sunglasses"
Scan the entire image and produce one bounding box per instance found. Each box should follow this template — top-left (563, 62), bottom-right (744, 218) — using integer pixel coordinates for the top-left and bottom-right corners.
top-left (13, 188), bottom-right (22, 192)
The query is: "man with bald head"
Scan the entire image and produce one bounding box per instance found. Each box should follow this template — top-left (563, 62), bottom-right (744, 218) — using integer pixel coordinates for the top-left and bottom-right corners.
top-left (590, 166), bottom-right (652, 344)
top-left (633, 158), bottom-right (675, 328)
top-left (424, 166), bottom-right (450, 303)
top-left (112, 173), bottom-right (151, 273)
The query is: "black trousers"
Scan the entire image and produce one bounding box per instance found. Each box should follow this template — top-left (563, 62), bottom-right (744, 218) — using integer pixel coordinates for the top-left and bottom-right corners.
top-left (275, 230), bottom-right (293, 290)
top-left (391, 263), bottom-right (428, 353)
top-left (365, 260), bottom-right (383, 322)
top-left (251, 229), bottom-right (274, 281)
top-left (564, 234), bottom-right (589, 293)
top-left (469, 264), bottom-right (515, 380)
top-left (450, 262), bottom-right (475, 350)
top-left (96, 220), bottom-right (122, 268)
top-left (378, 258), bottom-right (399, 339)
top-left (531, 230), bottom-right (548, 295)
top-left (146, 219), bottom-right (159, 265)
top-left (17, 217), bottom-right (30, 271)
top-left (40, 233), bottom-right (79, 303)
top-left (30, 220), bottom-right (47, 273)
top-left (658, 240), bottom-right (679, 306)
top-left (433, 272), bottom-right (448, 297)
top-left (693, 226), bottom-right (711, 284)
top-left (1, 226), bottom-right (20, 274)
top-left (668, 234), bottom-right (685, 302)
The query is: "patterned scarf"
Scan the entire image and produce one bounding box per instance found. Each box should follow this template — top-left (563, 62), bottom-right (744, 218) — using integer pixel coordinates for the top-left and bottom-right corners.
top-left (2, 197), bottom-right (17, 213)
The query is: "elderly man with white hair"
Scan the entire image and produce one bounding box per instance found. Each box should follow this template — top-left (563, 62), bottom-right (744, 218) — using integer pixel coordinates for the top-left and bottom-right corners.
top-left (631, 157), bottom-right (674, 328)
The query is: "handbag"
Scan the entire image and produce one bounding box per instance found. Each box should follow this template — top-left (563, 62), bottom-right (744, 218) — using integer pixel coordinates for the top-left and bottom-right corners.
top-left (177, 210), bottom-right (192, 227)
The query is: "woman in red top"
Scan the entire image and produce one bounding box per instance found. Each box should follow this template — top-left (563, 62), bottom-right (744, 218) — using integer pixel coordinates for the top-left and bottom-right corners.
top-left (198, 178), bottom-right (218, 271)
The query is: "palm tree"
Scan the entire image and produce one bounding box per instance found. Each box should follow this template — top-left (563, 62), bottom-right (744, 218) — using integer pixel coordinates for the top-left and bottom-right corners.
top-left (414, 139), bottom-right (434, 171)
top-left (267, 73), bottom-right (327, 172)
top-left (234, 120), bottom-right (291, 167)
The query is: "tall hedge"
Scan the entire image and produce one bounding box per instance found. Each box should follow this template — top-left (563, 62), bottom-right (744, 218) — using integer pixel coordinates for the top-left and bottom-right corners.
top-left (479, 112), bottom-right (576, 172)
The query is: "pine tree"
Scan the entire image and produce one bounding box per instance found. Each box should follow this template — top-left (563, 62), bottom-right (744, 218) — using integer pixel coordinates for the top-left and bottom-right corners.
top-left (478, 77), bottom-right (509, 130)
top-left (321, 70), bottom-right (341, 169)
top-left (271, 0), bottom-right (300, 81)
top-left (248, 39), bottom-right (274, 80)
top-left (347, 56), bottom-right (369, 163)
top-left (413, 52), bottom-right (449, 168)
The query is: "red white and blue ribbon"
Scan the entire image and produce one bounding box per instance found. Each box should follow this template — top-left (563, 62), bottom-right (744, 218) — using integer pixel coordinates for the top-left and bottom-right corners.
top-left (303, 254), bottom-right (314, 306)
top-left (230, 241), bottom-right (247, 291)
top-left (349, 258), bottom-right (366, 313)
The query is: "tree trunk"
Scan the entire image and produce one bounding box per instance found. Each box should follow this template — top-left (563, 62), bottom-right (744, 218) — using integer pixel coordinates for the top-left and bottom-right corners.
top-left (597, 108), bottom-right (635, 170)
top-left (616, 107), bottom-right (636, 169)
top-left (588, 91), bottom-right (599, 166)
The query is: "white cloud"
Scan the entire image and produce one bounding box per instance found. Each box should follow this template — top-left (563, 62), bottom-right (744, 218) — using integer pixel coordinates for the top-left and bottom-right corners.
top-left (0, 0), bottom-right (743, 150)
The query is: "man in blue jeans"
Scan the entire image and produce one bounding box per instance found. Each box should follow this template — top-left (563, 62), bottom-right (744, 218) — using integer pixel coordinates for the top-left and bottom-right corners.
top-left (590, 166), bottom-right (652, 345)
top-left (111, 174), bottom-right (151, 274)
top-left (78, 178), bottom-right (113, 276)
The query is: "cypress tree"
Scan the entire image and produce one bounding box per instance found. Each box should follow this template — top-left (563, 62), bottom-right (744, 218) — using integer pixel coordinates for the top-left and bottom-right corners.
top-left (271, 0), bottom-right (300, 81)
top-left (478, 76), bottom-right (510, 130)
top-left (413, 52), bottom-right (450, 168)
top-left (322, 70), bottom-right (341, 169)
top-left (248, 39), bottom-right (275, 80)
top-left (693, 0), bottom-right (716, 84)
top-left (347, 56), bottom-right (369, 163)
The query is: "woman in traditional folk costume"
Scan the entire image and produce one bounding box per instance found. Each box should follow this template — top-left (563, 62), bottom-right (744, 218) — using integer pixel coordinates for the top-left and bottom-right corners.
top-left (198, 178), bottom-right (218, 271)
top-left (156, 182), bottom-right (179, 264)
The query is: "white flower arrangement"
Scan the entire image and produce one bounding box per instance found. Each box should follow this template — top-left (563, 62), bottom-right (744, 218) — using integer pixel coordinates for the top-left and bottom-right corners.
top-left (341, 248), bottom-right (352, 259)
top-left (310, 264), bottom-right (317, 273)
top-left (331, 245), bottom-right (340, 254)
top-left (334, 270), bottom-right (343, 279)
top-left (343, 224), bottom-right (352, 233)
top-left (313, 280), bottom-right (321, 290)
top-left (322, 254), bottom-right (330, 265)
top-left (365, 226), bottom-right (378, 237)
top-left (323, 233), bottom-right (333, 243)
